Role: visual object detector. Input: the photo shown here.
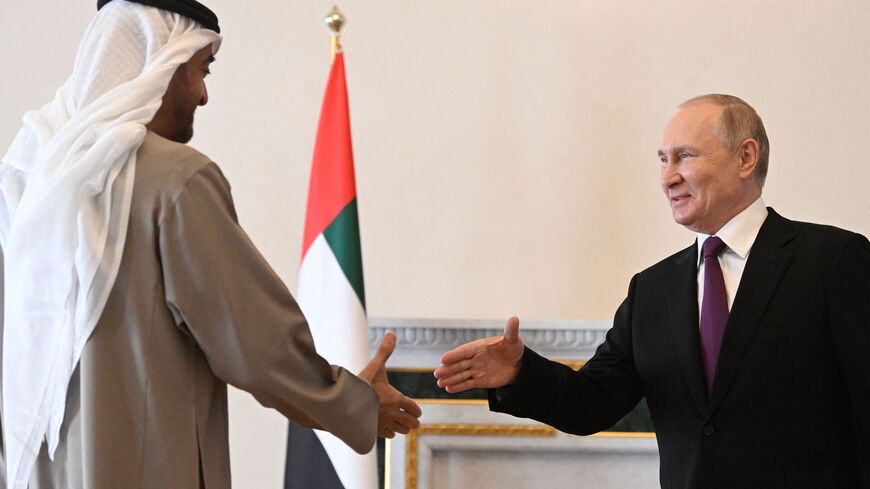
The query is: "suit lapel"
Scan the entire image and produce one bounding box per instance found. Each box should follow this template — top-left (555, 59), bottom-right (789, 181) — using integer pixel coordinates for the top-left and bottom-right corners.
top-left (707, 209), bottom-right (795, 413)
top-left (666, 242), bottom-right (708, 415)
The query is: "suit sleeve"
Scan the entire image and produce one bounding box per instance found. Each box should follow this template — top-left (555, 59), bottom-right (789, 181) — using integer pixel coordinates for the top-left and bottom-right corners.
top-left (489, 275), bottom-right (645, 435)
top-left (828, 231), bottom-right (870, 485)
top-left (157, 162), bottom-right (378, 454)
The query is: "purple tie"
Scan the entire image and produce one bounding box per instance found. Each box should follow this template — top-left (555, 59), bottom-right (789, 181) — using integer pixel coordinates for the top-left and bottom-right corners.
top-left (700, 236), bottom-right (728, 395)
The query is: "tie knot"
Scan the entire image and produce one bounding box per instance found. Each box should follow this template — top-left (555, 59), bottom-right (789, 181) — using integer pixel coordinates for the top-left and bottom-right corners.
top-left (703, 236), bottom-right (726, 258)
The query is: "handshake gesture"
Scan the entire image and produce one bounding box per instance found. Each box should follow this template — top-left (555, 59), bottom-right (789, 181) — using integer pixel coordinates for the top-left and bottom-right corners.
top-left (434, 317), bottom-right (525, 393)
top-left (358, 332), bottom-right (422, 438)
top-left (361, 317), bottom-right (524, 439)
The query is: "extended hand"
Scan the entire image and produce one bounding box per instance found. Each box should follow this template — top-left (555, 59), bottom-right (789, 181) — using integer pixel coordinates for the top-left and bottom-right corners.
top-left (434, 316), bottom-right (524, 393)
top-left (359, 332), bottom-right (422, 438)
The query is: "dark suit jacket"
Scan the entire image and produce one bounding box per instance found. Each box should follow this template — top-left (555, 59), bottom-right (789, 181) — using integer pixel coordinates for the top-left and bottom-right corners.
top-left (490, 209), bottom-right (870, 489)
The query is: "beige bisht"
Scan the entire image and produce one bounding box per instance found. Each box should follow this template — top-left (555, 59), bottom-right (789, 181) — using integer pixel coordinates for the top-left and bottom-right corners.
top-left (1, 133), bottom-right (378, 489)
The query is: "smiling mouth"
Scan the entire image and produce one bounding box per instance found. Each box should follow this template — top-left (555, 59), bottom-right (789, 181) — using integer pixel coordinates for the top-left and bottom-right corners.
top-left (671, 194), bottom-right (690, 205)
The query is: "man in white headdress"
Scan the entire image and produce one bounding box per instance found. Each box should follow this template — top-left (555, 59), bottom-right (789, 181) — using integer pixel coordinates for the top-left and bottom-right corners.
top-left (0, 1), bottom-right (421, 488)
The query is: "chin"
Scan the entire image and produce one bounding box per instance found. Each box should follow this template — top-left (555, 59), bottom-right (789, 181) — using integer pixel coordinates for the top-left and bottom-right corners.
top-left (672, 211), bottom-right (691, 226)
top-left (169, 126), bottom-right (194, 144)
top-left (677, 219), bottom-right (714, 234)
top-left (672, 213), bottom-right (701, 233)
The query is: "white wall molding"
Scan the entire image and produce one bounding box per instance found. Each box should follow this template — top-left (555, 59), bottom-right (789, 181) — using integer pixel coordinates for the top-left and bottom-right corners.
top-left (368, 317), bottom-right (611, 368)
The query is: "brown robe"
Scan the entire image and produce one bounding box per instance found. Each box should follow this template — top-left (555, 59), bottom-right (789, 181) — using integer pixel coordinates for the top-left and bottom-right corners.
top-left (0, 132), bottom-right (378, 488)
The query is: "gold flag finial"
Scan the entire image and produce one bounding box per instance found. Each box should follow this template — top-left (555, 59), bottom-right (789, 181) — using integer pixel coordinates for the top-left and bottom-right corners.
top-left (325, 6), bottom-right (345, 58)
top-left (325, 6), bottom-right (345, 34)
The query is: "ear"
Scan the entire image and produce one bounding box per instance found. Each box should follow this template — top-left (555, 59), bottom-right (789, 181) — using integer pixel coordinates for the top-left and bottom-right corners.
top-left (736, 138), bottom-right (759, 181)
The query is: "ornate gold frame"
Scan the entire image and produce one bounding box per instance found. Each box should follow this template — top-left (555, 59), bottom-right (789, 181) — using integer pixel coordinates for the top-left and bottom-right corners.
top-left (401, 417), bottom-right (654, 489)
top-left (404, 423), bottom-right (558, 489)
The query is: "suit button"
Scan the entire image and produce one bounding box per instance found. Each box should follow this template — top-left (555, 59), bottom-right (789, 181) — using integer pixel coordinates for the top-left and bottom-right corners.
top-left (703, 425), bottom-right (714, 436)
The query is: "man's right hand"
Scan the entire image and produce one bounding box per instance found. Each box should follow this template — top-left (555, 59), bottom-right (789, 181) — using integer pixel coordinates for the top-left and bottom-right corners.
top-left (434, 316), bottom-right (524, 393)
top-left (358, 332), bottom-right (422, 438)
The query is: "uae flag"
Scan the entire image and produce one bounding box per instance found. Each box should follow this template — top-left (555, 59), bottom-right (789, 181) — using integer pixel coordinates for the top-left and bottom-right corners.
top-left (284, 52), bottom-right (376, 489)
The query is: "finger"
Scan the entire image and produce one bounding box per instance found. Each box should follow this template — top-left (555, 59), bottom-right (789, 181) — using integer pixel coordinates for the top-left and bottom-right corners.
top-left (382, 428), bottom-right (395, 439)
top-left (503, 316), bottom-right (520, 343)
top-left (444, 377), bottom-right (479, 394)
top-left (372, 332), bottom-right (397, 366)
top-left (359, 334), bottom-right (397, 381)
top-left (399, 397), bottom-right (422, 418)
top-left (440, 366), bottom-right (481, 388)
top-left (436, 370), bottom-right (468, 389)
top-left (433, 359), bottom-right (471, 380)
top-left (392, 416), bottom-right (420, 434)
top-left (437, 369), bottom-right (467, 388)
top-left (440, 341), bottom-right (484, 365)
top-left (393, 411), bottom-right (421, 430)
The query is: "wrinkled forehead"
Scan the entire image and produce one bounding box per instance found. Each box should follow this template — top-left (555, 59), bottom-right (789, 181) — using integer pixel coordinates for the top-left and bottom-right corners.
top-left (660, 103), bottom-right (724, 149)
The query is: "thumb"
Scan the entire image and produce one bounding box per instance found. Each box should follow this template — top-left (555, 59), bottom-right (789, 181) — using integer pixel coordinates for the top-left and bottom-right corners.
top-left (503, 316), bottom-right (520, 343)
top-left (373, 331), bottom-right (397, 366)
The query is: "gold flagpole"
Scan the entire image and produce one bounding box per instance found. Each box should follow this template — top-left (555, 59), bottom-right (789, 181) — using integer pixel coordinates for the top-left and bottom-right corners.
top-left (324, 6), bottom-right (345, 61)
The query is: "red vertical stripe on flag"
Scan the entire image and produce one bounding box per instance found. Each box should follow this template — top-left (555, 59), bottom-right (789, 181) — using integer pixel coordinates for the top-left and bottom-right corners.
top-left (302, 52), bottom-right (357, 259)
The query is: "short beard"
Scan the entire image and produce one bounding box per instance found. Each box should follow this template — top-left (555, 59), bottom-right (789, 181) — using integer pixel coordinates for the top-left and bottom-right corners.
top-left (168, 124), bottom-right (194, 144)
top-left (168, 108), bottom-right (195, 144)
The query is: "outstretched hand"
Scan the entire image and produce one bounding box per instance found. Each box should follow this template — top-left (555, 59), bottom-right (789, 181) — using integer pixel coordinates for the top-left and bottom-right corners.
top-left (434, 316), bottom-right (524, 394)
top-left (358, 332), bottom-right (422, 438)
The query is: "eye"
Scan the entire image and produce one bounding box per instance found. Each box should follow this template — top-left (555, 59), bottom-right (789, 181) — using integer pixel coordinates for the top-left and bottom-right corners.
top-left (679, 151), bottom-right (693, 160)
top-left (659, 155), bottom-right (669, 165)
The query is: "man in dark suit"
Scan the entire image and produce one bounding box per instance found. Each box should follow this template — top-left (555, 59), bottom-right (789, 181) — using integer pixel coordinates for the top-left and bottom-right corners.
top-left (435, 94), bottom-right (870, 489)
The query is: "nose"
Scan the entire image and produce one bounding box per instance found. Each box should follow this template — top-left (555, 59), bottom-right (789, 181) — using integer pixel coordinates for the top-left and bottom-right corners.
top-left (660, 160), bottom-right (682, 190)
top-left (199, 84), bottom-right (209, 106)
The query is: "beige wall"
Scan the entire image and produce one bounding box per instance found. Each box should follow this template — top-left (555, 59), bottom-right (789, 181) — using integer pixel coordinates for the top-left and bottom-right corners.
top-left (3, 1), bottom-right (869, 487)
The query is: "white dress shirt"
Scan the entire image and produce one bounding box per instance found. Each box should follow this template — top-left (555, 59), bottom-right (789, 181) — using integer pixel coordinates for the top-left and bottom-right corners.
top-left (697, 197), bottom-right (769, 321)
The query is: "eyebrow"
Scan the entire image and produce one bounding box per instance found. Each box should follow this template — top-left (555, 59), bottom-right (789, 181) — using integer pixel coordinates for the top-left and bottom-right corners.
top-left (657, 145), bottom-right (698, 157)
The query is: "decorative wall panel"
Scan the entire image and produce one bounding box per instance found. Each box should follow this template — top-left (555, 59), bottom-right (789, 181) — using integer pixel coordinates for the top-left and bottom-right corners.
top-left (368, 318), bottom-right (659, 489)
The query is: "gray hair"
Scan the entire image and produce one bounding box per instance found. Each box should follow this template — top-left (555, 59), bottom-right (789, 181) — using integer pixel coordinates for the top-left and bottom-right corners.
top-left (680, 94), bottom-right (770, 185)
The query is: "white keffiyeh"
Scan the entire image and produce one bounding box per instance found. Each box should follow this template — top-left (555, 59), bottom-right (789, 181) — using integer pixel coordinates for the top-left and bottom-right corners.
top-left (0, 1), bottom-right (221, 487)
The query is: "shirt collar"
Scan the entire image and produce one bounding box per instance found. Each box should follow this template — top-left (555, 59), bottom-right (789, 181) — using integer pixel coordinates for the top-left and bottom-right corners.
top-left (697, 196), bottom-right (768, 262)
